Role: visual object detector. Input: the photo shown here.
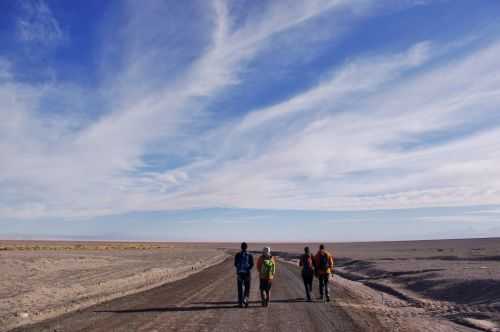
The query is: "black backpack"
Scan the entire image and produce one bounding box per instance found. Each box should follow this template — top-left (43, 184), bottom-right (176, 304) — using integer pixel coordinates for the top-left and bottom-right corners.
top-left (301, 254), bottom-right (314, 273)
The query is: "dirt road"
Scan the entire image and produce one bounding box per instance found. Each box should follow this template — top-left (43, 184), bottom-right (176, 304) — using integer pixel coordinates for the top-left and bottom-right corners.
top-left (11, 259), bottom-right (477, 332)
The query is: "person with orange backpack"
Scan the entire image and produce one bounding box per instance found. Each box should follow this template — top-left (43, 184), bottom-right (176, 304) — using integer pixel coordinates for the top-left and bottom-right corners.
top-left (299, 246), bottom-right (315, 301)
top-left (314, 244), bottom-right (334, 302)
top-left (256, 247), bottom-right (276, 307)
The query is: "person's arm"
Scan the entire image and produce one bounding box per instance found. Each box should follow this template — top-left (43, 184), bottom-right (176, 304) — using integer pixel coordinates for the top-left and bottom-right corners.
top-left (299, 255), bottom-right (303, 267)
top-left (313, 254), bottom-right (319, 276)
top-left (329, 254), bottom-right (334, 270)
top-left (270, 257), bottom-right (276, 276)
top-left (256, 256), bottom-right (262, 273)
top-left (234, 253), bottom-right (239, 268)
top-left (249, 254), bottom-right (254, 270)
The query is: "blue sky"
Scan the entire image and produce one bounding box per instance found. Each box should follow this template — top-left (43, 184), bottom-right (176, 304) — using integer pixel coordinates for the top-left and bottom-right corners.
top-left (1, 0), bottom-right (500, 242)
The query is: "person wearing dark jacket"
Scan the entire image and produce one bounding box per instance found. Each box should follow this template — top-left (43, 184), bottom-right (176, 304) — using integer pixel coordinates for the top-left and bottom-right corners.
top-left (234, 242), bottom-right (254, 307)
top-left (299, 246), bottom-right (315, 301)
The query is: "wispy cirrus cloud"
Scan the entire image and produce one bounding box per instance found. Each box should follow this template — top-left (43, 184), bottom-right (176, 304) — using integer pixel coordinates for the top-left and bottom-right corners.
top-left (1, 0), bottom-right (375, 219)
top-left (0, 58), bottom-right (12, 81)
top-left (147, 38), bottom-right (500, 211)
top-left (1, 0), bottom-right (500, 226)
top-left (237, 41), bottom-right (433, 131)
top-left (16, 0), bottom-right (64, 45)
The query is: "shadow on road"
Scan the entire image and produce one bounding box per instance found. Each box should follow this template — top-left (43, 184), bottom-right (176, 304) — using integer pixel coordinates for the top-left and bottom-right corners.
top-left (94, 305), bottom-right (240, 313)
top-left (192, 298), bottom-right (306, 306)
top-left (271, 298), bottom-right (307, 303)
top-left (191, 301), bottom-right (261, 305)
top-left (95, 298), bottom-right (308, 314)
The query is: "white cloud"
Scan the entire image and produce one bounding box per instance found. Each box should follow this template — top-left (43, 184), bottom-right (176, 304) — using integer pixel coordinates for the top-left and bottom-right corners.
top-left (152, 39), bottom-right (500, 211)
top-left (0, 58), bottom-right (12, 81)
top-left (415, 215), bottom-right (499, 223)
top-left (16, 0), bottom-right (64, 45)
top-left (468, 209), bottom-right (500, 215)
top-left (1, 0), bottom-right (370, 219)
top-left (237, 41), bottom-right (433, 131)
top-left (2, 0), bottom-right (500, 220)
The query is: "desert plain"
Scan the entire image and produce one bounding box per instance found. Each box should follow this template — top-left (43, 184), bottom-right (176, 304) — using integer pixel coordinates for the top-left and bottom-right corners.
top-left (1, 238), bottom-right (499, 331)
top-left (0, 241), bottom-right (227, 331)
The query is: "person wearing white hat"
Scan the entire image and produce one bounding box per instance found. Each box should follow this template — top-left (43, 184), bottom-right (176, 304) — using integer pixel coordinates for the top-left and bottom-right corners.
top-left (256, 246), bottom-right (276, 307)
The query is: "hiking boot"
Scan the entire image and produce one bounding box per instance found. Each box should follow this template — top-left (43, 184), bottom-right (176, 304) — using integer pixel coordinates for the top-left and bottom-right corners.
top-left (244, 297), bottom-right (249, 308)
top-left (326, 296), bottom-right (330, 302)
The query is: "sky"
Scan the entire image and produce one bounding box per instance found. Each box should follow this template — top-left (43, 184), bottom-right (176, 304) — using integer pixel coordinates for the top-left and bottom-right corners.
top-left (1, 0), bottom-right (500, 242)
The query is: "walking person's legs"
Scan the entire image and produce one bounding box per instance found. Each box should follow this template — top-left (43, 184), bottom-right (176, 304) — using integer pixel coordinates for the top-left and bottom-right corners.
top-left (260, 279), bottom-right (272, 307)
top-left (243, 274), bottom-right (250, 307)
top-left (237, 274), bottom-right (244, 306)
top-left (266, 280), bottom-right (272, 306)
top-left (324, 274), bottom-right (330, 302)
top-left (302, 273), bottom-right (311, 301)
top-left (307, 274), bottom-right (313, 301)
top-left (260, 279), bottom-right (266, 306)
top-left (318, 275), bottom-right (325, 300)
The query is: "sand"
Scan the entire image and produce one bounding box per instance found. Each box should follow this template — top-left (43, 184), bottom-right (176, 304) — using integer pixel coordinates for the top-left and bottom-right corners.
top-left (0, 241), bottom-right (227, 332)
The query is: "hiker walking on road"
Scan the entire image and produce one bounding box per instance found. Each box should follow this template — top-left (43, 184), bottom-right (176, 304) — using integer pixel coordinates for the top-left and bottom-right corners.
top-left (314, 244), bottom-right (334, 302)
top-left (234, 242), bottom-right (254, 308)
top-left (256, 247), bottom-right (276, 307)
top-left (299, 246), bottom-right (315, 301)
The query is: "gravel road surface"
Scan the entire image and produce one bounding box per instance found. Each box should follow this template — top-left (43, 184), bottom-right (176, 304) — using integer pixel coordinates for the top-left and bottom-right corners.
top-left (11, 258), bottom-right (475, 332)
